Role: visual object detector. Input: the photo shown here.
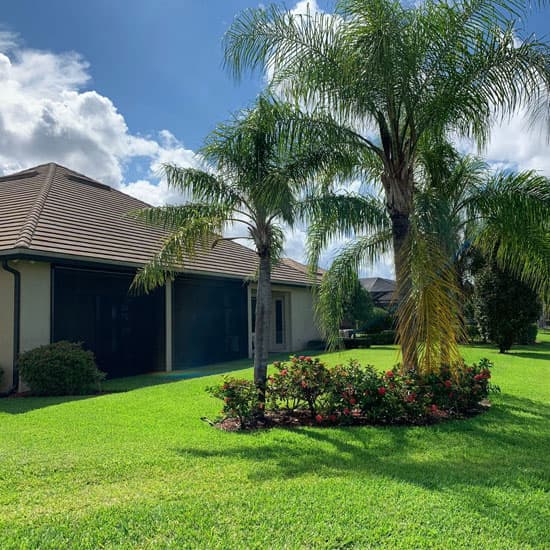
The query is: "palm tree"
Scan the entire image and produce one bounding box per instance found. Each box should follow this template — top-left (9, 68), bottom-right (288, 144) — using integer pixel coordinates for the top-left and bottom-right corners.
top-left (314, 143), bottom-right (550, 372)
top-left (131, 96), bottom-right (350, 400)
top-left (224, 0), bottom-right (550, 368)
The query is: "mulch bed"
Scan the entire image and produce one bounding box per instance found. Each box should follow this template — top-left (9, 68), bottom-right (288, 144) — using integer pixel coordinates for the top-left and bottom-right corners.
top-left (204, 400), bottom-right (491, 432)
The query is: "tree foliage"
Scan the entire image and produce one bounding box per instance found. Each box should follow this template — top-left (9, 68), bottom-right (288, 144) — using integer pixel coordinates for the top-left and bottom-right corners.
top-left (224, 0), bottom-right (550, 373)
top-left (474, 262), bottom-right (542, 353)
top-left (131, 96), bottom-right (328, 397)
top-left (341, 278), bottom-right (374, 330)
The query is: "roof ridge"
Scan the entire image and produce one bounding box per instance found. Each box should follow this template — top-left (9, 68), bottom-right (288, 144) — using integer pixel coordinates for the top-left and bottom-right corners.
top-left (14, 163), bottom-right (56, 248)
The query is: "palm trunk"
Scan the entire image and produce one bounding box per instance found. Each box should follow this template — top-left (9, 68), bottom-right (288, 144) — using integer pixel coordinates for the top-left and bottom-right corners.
top-left (383, 171), bottom-right (415, 368)
top-left (254, 251), bottom-right (272, 403)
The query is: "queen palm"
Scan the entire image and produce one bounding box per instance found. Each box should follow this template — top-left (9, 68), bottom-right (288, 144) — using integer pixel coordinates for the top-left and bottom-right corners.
top-left (131, 96), bottom-right (359, 398)
top-left (224, 0), bottom-right (550, 368)
top-left (313, 143), bottom-right (550, 372)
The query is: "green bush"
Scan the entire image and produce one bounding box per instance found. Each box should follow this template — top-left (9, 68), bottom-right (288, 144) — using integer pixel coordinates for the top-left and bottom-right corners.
top-left (342, 337), bottom-right (371, 349)
top-left (342, 330), bottom-right (396, 348)
top-left (368, 330), bottom-right (396, 345)
top-left (474, 263), bottom-right (542, 352)
top-left (207, 357), bottom-right (496, 427)
top-left (18, 341), bottom-right (105, 396)
top-left (306, 339), bottom-right (327, 351)
top-left (516, 323), bottom-right (538, 345)
top-left (362, 307), bottom-right (394, 333)
top-left (206, 377), bottom-right (261, 427)
top-left (268, 356), bottom-right (332, 418)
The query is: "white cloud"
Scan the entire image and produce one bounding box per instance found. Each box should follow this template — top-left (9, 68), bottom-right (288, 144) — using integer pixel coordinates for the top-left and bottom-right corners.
top-left (0, 32), bottom-right (199, 199)
top-left (290, 0), bottom-right (321, 16)
top-left (481, 111), bottom-right (550, 176)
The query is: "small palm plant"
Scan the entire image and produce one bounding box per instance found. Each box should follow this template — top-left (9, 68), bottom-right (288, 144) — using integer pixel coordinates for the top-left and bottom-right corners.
top-left (131, 96), bottom-right (340, 400)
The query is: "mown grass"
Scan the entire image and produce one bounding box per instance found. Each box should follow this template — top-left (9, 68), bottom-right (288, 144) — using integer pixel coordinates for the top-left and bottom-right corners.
top-left (0, 333), bottom-right (549, 549)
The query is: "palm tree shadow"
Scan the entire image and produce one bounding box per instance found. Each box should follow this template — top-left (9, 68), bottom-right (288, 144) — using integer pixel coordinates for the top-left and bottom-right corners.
top-left (176, 394), bottom-right (549, 547)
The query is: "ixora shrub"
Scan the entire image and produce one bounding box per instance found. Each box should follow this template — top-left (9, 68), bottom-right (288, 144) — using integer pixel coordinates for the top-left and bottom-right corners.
top-left (207, 356), bottom-right (497, 429)
top-left (267, 356), bottom-right (332, 417)
top-left (206, 377), bottom-right (261, 427)
top-left (18, 341), bottom-right (105, 396)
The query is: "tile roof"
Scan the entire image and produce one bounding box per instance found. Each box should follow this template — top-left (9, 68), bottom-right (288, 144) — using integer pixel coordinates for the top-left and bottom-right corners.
top-left (360, 277), bottom-right (396, 293)
top-left (360, 277), bottom-right (396, 306)
top-left (0, 163), bottom-right (317, 286)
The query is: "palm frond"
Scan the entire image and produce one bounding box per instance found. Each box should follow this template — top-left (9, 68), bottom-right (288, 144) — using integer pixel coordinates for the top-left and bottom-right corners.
top-left (130, 203), bottom-right (231, 293)
top-left (304, 193), bottom-right (390, 274)
top-left (315, 232), bottom-right (393, 348)
top-left (467, 170), bottom-right (550, 301)
top-left (163, 164), bottom-right (244, 208)
top-left (396, 227), bottom-right (465, 375)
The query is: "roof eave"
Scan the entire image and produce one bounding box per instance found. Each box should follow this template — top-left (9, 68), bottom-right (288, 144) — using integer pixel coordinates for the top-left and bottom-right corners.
top-left (0, 248), bottom-right (313, 287)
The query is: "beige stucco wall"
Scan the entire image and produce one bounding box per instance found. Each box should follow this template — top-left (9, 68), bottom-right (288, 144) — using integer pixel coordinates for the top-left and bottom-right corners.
top-left (0, 260), bottom-right (51, 392)
top-left (249, 283), bottom-right (320, 356)
top-left (283, 285), bottom-right (321, 352)
top-left (0, 266), bottom-right (14, 392)
top-left (19, 261), bottom-right (51, 354)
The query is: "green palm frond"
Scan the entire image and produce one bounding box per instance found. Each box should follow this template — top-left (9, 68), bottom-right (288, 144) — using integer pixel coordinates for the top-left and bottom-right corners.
top-left (316, 232), bottom-right (393, 348)
top-left (163, 165), bottom-right (244, 208)
top-left (131, 205), bottom-right (228, 293)
top-left (467, 170), bottom-right (550, 301)
top-left (129, 203), bottom-right (233, 232)
top-left (304, 193), bottom-right (390, 274)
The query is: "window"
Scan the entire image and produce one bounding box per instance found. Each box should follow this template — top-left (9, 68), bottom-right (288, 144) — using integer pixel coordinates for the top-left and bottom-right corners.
top-left (275, 298), bottom-right (285, 345)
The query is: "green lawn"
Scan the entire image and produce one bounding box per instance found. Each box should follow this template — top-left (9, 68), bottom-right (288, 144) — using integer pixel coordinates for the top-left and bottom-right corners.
top-left (0, 334), bottom-right (549, 549)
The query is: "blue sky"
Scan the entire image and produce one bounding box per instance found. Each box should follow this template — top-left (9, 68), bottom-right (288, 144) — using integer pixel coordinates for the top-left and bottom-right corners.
top-left (0, 1), bottom-right (326, 150)
top-left (1, 1), bottom-right (549, 271)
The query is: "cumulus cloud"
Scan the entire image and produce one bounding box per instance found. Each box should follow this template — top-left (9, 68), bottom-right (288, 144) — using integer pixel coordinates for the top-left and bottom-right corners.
top-left (0, 31), bottom-right (199, 199)
top-left (481, 111), bottom-right (550, 176)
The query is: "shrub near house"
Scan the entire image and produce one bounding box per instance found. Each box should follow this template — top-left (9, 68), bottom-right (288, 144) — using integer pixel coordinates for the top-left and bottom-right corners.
top-left (208, 356), bottom-right (496, 429)
top-left (18, 341), bottom-right (105, 396)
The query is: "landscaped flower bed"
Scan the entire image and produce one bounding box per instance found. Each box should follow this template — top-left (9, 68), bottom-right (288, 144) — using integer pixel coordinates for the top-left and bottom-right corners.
top-left (207, 356), bottom-right (497, 430)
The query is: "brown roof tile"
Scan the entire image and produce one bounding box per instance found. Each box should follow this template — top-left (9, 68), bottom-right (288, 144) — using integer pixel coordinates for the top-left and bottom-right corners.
top-left (0, 163), bottom-right (315, 286)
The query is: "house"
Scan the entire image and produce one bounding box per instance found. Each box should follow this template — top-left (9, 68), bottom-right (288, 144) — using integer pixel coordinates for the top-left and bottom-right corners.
top-left (0, 163), bottom-right (320, 393)
top-left (359, 277), bottom-right (396, 309)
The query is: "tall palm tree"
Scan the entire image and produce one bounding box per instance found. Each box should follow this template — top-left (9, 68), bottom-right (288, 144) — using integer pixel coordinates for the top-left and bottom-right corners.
top-left (224, 0), bottom-right (550, 369)
top-left (314, 143), bottom-right (550, 372)
top-left (131, 96), bottom-right (351, 399)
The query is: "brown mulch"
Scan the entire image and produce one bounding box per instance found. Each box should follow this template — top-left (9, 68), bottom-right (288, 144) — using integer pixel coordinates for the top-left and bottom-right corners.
top-left (204, 401), bottom-right (491, 432)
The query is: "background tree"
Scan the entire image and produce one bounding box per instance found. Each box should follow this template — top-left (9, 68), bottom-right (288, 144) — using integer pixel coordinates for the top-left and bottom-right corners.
top-left (225, 0), bottom-right (550, 371)
top-left (341, 278), bottom-right (374, 330)
top-left (131, 97), bottom-right (332, 401)
top-left (474, 262), bottom-right (543, 353)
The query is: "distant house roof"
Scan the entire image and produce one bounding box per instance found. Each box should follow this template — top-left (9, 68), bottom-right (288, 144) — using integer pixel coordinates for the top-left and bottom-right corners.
top-left (0, 162), bottom-right (317, 286)
top-left (360, 276), bottom-right (396, 306)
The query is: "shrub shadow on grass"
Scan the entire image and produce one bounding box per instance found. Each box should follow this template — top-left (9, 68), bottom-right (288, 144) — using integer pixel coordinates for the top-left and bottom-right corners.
top-left (178, 394), bottom-right (549, 488)
top-left (507, 350), bottom-right (550, 362)
top-left (0, 394), bottom-right (98, 415)
top-left (177, 394), bottom-right (549, 548)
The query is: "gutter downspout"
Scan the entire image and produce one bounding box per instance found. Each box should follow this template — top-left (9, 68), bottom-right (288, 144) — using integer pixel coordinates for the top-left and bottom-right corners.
top-left (1, 260), bottom-right (20, 396)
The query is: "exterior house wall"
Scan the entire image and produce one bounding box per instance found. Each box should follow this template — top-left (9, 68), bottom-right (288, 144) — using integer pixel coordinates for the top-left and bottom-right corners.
top-left (19, 261), bottom-right (51, 354)
top-left (248, 283), bottom-right (320, 356)
top-left (0, 260), bottom-right (51, 392)
top-left (284, 285), bottom-right (321, 351)
top-left (0, 266), bottom-right (14, 392)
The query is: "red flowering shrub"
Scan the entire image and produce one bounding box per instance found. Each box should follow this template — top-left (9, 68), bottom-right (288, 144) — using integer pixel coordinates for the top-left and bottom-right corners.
top-left (207, 357), bottom-right (496, 428)
top-left (267, 356), bottom-right (331, 417)
top-left (422, 358), bottom-right (495, 413)
top-left (206, 377), bottom-right (260, 427)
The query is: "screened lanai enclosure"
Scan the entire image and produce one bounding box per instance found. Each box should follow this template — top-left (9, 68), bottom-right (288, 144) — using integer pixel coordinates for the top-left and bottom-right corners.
top-left (52, 266), bottom-right (249, 377)
top-left (173, 276), bottom-right (249, 369)
top-left (52, 266), bottom-right (166, 378)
